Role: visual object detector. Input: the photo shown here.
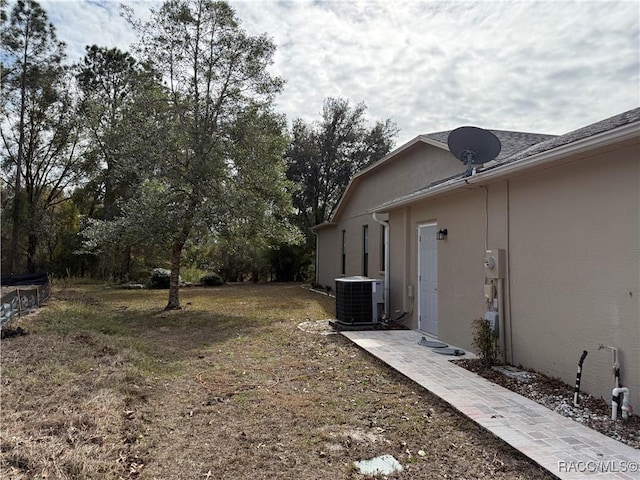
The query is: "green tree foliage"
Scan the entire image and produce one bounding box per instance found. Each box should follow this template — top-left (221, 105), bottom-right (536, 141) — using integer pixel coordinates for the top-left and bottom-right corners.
top-left (282, 97), bottom-right (397, 280)
top-left (286, 97), bottom-right (398, 239)
top-left (1, 0), bottom-right (83, 273)
top-left (210, 106), bottom-right (302, 282)
top-left (75, 45), bottom-right (165, 280)
top-left (110, 0), bottom-right (288, 308)
top-left (76, 46), bottom-right (158, 222)
top-left (41, 197), bottom-right (84, 276)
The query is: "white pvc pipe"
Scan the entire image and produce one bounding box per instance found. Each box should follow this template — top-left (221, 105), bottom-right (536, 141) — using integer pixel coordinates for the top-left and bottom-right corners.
top-left (612, 387), bottom-right (629, 421)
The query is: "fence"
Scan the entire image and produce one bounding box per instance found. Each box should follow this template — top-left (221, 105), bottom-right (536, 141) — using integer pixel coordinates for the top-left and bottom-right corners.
top-left (0, 275), bottom-right (50, 328)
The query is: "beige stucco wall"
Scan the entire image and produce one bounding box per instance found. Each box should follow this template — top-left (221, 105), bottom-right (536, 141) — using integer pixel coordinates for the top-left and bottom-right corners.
top-left (338, 143), bottom-right (465, 220)
top-left (388, 185), bottom-right (506, 349)
top-left (314, 141), bottom-right (464, 289)
top-left (318, 131), bottom-right (639, 405)
top-left (507, 143), bottom-right (639, 403)
top-left (314, 226), bottom-right (340, 288)
top-left (387, 141), bottom-right (639, 404)
top-left (314, 215), bottom-right (387, 288)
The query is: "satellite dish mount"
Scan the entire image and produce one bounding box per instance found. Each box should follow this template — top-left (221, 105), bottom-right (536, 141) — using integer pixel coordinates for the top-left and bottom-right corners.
top-left (447, 127), bottom-right (501, 177)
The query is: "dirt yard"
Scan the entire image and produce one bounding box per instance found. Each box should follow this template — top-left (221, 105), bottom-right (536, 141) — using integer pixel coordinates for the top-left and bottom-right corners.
top-left (1, 283), bottom-right (554, 479)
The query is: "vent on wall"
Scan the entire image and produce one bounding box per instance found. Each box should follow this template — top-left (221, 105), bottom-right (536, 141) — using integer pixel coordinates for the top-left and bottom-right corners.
top-left (333, 276), bottom-right (384, 329)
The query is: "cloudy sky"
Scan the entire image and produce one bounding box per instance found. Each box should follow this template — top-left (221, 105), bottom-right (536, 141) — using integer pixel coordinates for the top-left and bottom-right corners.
top-left (37, 0), bottom-right (640, 147)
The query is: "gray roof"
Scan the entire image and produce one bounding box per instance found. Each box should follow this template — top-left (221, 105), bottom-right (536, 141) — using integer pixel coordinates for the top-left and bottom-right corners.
top-left (495, 107), bottom-right (640, 167)
top-left (424, 130), bottom-right (557, 162)
top-left (424, 108), bottom-right (640, 168)
top-left (374, 107), bottom-right (640, 211)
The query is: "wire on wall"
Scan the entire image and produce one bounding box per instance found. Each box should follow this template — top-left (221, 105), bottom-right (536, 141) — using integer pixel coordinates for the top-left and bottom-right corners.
top-left (483, 185), bottom-right (489, 252)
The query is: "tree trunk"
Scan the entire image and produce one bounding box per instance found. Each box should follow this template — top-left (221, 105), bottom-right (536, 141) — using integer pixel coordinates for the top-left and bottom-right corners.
top-left (165, 242), bottom-right (183, 310)
top-left (9, 27), bottom-right (30, 275)
top-left (26, 232), bottom-right (38, 273)
top-left (165, 198), bottom-right (196, 310)
top-left (9, 205), bottom-right (21, 274)
top-left (121, 245), bottom-right (132, 282)
top-left (103, 165), bottom-right (115, 221)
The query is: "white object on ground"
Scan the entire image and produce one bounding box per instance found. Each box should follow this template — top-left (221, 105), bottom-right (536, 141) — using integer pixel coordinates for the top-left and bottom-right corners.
top-left (353, 454), bottom-right (403, 476)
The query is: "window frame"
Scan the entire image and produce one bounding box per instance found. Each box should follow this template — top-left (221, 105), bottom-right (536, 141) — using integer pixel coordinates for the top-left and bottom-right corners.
top-left (341, 229), bottom-right (346, 275)
top-left (362, 224), bottom-right (369, 277)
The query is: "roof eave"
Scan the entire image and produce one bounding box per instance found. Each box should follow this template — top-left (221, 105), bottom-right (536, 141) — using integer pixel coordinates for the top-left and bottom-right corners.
top-left (310, 221), bottom-right (337, 232)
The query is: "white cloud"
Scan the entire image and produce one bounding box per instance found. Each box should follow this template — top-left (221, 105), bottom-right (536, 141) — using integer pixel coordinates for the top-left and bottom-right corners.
top-left (26, 0), bottom-right (640, 146)
top-left (41, 0), bottom-right (139, 62)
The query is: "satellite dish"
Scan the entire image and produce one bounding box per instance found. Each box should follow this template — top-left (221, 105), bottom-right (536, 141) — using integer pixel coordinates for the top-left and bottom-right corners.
top-left (447, 126), bottom-right (501, 177)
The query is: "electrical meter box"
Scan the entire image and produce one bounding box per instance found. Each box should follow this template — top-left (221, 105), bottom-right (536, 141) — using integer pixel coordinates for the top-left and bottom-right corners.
top-left (484, 311), bottom-right (499, 334)
top-left (484, 249), bottom-right (505, 279)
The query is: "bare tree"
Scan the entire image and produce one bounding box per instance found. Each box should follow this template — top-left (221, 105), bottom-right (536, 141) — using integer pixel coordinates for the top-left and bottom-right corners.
top-left (1, 0), bottom-right (82, 273)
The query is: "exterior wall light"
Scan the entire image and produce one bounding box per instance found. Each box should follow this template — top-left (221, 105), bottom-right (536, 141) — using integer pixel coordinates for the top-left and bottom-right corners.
top-left (437, 228), bottom-right (448, 240)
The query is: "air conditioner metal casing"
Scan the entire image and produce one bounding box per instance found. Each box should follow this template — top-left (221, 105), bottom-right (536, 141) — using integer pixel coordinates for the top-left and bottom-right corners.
top-left (335, 276), bottom-right (384, 327)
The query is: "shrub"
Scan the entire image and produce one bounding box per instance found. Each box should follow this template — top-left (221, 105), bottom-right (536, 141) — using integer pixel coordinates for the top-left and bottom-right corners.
top-left (179, 266), bottom-right (207, 283)
top-left (200, 273), bottom-right (224, 287)
top-left (472, 317), bottom-right (501, 367)
top-left (148, 268), bottom-right (172, 289)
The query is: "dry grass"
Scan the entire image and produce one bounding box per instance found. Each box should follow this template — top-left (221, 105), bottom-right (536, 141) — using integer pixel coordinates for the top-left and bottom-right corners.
top-left (1, 283), bottom-right (554, 479)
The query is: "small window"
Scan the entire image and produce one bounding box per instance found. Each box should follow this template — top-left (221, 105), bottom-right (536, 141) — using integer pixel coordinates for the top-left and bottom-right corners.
top-left (362, 225), bottom-right (369, 277)
top-left (341, 230), bottom-right (346, 275)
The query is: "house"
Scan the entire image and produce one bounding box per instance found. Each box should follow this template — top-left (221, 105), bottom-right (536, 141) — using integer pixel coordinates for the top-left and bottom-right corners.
top-left (312, 108), bottom-right (640, 406)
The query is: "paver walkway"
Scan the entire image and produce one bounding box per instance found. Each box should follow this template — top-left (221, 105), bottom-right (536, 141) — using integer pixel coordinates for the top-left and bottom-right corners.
top-left (342, 329), bottom-right (640, 480)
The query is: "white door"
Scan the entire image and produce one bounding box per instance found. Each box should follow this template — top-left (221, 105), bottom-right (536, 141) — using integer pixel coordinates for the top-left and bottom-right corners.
top-left (418, 224), bottom-right (438, 335)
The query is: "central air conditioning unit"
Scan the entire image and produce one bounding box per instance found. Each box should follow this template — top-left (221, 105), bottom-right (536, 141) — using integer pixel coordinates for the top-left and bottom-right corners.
top-left (332, 276), bottom-right (384, 330)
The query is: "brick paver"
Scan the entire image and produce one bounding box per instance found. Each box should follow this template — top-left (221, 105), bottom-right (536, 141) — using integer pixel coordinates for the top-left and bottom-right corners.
top-left (342, 329), bottom-right (640, 480)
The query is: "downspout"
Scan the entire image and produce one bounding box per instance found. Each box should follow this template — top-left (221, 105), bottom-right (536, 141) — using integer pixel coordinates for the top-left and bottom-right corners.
top-left (372, 213), bottom-right (389, 317)
top-left (311, 229), bottom-right (319, 286)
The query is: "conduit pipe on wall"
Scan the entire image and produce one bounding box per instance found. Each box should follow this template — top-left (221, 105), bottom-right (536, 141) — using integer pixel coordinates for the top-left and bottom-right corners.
top-left (505, 181), bottom-right (514, 365)
top-left (495, 278), bottom-right (506, 364)
top-left (598, 344), bottom-right (631, 419)
top-left (598, 344), bottom-right (620, 389)
top-left (372, 212), bottom-right (389, 317)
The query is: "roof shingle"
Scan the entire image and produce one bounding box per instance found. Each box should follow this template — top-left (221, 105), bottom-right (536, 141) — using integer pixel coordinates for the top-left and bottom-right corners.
top-left (424, 130), bottom-right (557, 162)
top-left (497, 107), bottom-right (640, 166)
